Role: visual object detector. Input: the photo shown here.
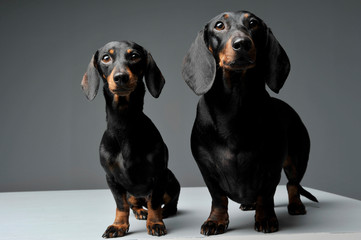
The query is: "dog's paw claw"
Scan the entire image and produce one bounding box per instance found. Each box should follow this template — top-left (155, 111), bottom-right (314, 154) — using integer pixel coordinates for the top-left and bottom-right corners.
top-left (147, 222), bottom-right (167, 236)
top-left (102, 224), bottom-right (129, 238)
top-left (254, 217), bottom-right (278, 233)
top-left (201, 220), bottom-right (229, 236)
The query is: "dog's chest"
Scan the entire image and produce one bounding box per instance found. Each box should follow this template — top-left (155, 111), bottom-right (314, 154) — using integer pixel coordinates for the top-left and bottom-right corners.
top-left (104, 146), bottom-right (155, 196)
top-left (113, 152), bottom-right (131, 183)
top-left (213, 145), bottom-right (260, 177)
top-left (211, 145), bottom-right (262, 203)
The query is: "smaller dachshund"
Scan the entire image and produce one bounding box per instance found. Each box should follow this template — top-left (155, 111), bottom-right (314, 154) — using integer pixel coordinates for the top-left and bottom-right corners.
top-left (81, 41), bottom-right (180, 238)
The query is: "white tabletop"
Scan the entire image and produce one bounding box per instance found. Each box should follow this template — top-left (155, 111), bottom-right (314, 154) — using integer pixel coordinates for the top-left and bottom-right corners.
top-left (1, 186), bottom-right (360, 240)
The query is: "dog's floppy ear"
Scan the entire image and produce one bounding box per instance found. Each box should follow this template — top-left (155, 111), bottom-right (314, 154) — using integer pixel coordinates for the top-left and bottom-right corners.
top-left (262, 28), bottom-right (290, 93)
top-left (182, 30), bottom-right (216, 95)
top-left (81, 51), bottom-right (101, 101)
top-left (144, 52), bottom-right (165, 98)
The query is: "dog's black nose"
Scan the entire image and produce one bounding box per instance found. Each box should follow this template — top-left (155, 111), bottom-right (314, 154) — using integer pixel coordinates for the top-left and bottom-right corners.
top-left (113, 73), bottom-right (129, 85)
top-left (232, 37), bottom-right (252, 51)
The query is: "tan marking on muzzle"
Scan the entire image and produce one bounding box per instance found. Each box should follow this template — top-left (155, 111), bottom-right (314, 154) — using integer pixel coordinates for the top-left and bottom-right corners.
top-left (219, 38), bottom-right (236, 67)
top-left (125, 66), bottom-right (138, 91)
top-left (107, 67), bottom-right (117, 93)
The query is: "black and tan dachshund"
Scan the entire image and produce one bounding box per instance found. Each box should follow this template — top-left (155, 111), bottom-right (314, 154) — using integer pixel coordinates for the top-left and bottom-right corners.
top-left (81, 41), bottom-right (180, 238)
top-left (182, 11), bottom-right (318, 235)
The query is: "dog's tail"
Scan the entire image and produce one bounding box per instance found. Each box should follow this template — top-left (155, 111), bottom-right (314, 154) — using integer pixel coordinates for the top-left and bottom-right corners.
top-left (299, 185), bottom-right (319, 202)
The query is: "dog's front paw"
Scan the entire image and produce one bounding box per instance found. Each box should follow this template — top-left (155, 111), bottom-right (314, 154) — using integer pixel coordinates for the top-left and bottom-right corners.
top-left (254, 216), bottom-right (278, 233)
top-left (132, 207), bottom-right (148, 220)
top-left (102, 223), bottom-right (129, 238)
top-left (200, 220), bottom-right (229, 236)
top-left (147, 221), bottom-right (167, 236)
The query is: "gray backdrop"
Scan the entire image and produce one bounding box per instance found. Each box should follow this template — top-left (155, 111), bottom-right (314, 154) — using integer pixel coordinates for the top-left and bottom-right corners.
top-left (1, 0), bottom-right (361, 200)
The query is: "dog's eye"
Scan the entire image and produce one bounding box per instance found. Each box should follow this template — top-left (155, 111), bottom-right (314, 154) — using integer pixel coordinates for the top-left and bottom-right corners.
top-left (249, 19), bottom-right (259, 29)
top-left (214, 21), bottom-right (225, 31)
top-left (130, 52), bottom-right (140, 61)
top-left (101, 54), bottom-right (111, 63)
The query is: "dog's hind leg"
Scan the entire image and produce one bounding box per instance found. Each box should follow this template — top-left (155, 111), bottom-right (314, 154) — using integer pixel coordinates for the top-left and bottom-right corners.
top-left (162, 169), bottom-right (180, 218)
top-left (284, 117), bottom-right (317, 215)
top-left (128, 195), bottom-right (148, 220)
top-left (284, 155), bottom-right (307, 215)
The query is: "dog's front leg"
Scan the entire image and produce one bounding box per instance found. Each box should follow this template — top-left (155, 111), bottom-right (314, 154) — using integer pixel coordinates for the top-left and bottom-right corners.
top-left (146, 196), bottom-right (167, 236)
top-left (200, 181), bottom-right (229, 237)
top-left (102, 175), bottom-right (130, 238)
top-left (254, 194), bottom-right (279, 233)
top-left (146, 174), bottom-right (168, 236)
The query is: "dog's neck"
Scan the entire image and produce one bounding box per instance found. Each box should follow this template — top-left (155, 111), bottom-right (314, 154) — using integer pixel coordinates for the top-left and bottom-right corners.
top-left (203, 68), bottom-right (270, 138)
top-left (103, 83), bottom-right (145, 130)
top-left (205, 68), bottom-right (269, 110)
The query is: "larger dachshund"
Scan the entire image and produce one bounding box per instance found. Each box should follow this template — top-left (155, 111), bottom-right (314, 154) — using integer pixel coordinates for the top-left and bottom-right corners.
top-left (182, 11), bottom-right (318, 235)
top-left (81, 41), bottom-right (180, 238)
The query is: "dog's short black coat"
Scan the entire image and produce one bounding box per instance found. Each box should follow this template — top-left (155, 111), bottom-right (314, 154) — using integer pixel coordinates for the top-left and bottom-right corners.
top-left (182, 11), bottom-right (318, 235)
top-left (81, 41), bottom-right (180, 238)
